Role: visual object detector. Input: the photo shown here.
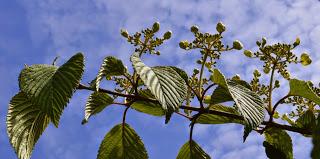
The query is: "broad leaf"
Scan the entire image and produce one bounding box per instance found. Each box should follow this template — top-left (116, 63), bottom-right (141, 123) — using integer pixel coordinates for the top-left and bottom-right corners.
top-left (19, 53), bottom-right (84, 126)
top-left (210, 86), bottom-right (233, 104)
top-left (176, 140), bottom-right (211, 159)
top-left (288, 79), bottom-right (320, 105)
top-left (82, 92), bottom-right (114, 124)
top-left (211, 69), bottom-right (264, 135)
top-left (196, 104), bottom-right (243, 124)
top-left (295, 110), bottom-right (316, 129)
top-left (131, 90), bottom-right (165, 116)
top-left (97, 123), bottom-right (148, 159)
top-left (94, 56), bottom-right (126, 91)
top-left (7, 92), bottom-right (50, 159)
top-left (263, 128), bottom-right (293, 159)
top-left (311, 114), bottom-right (320, 159)
top-left (168, 66), bottom-right (189, 83)
top-left (131, 52), bottom-right (187, 122)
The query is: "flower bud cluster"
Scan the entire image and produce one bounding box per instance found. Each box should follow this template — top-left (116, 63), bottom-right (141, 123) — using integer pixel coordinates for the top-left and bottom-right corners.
top-left (120, 22), bottom-right (172, 56)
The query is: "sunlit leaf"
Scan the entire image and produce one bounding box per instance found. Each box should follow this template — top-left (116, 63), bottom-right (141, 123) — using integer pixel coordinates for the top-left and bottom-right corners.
top-left (19, 53), bottom-right (84, 126)
top-left (94, 56), bottom-right (127, 91)
top-left (97, 123), bottom-right (148, 159)
top-left (7, 92), bottom-right (50, 159)
top-left (288, 79), bottom-right (320, 105)
top-left (82, 92), bottom-right (114, 124)
top-left (131, 52), bottom-right (187, 122)
top-left (311, 114), bottom-right (320, 159)
top-left (176, 140), bottom-right (211, 159)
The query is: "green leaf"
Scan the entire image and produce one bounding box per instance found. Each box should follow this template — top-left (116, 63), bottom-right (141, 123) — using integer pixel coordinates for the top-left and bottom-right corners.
top-left (288, 79), bottom-right (320, 105)
top-left (263, 128), bottom-right (293, 159)
top-left (311, 114), bottom-right (320, 159)
top-left (295, 110), bottom-right (316, 129)
top-left (176, 140), bottom-right (211, 159)
top-left (211, 69), bottom-right (264, 134)
top-left (94, 56), bottom-right (127, 91)
top-left (19, 53), bottom-right (84, 126)
top-left (131, 89), bottom-right (165, 116)
top-left (196, 104), bottom-right (243, 124)
top-left (131, 52), bottom-right (187, 122)
top-left (7, 92), bottom-right (50, 159)
top-left (82, 92), bottom-right (114, 124)
top-left (97, 123), bottom-right (148, 159)
top-left (168, 66), bottom-right (189, 83)
top-left (210, 86), bottom-right (233, 104)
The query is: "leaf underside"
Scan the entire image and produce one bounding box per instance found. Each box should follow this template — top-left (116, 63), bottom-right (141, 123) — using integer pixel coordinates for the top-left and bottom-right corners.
top-left (131, 89), bottom-right (165, 116)
top-left (97, 123), bottom-right (148, 159)
top-left (131, 52), bottom-right (187, 122)
top-left (196, 104), bottom-right (243, 124)
top-left (177, 140), bottom-right (211, 159)
top-left (289, 79), bottom-right (320, 105)
top-left (82, 92), bottom-right (114, 124)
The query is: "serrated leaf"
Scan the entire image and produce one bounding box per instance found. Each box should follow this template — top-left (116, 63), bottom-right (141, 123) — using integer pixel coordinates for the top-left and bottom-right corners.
top-left (94, 56), bottom-right (126, 91)
top-left (210, 86), bottom-right (233, 104)
top-left (82, 92), bottom-right (114, 124)
top-left (7, 92), bottom-right (50, 159)
top-left (295, 110), bottom-right (316, 129)
top-left (168, 66), bottom-right (189, 83)
top-left (288, 79), bottom-right (320, 105)
top-left (263, 128), bottom-right (293, 159)
top-left (196, 104), bottom-right (243, 124)
top-left (176, 140), bottom-right (211, 159)
top-left (97, 123), bottom-right (148, 159)
top-left (19, 53), bottom-right (84, 126)
top-left (131, 52), bottom-right (187, 122)
top-left (311, 114), bottom-right (320, 159)
top-left (131, 89), bottom-right (165, 116)
top-left (211, 69), bottom-right (264, 137)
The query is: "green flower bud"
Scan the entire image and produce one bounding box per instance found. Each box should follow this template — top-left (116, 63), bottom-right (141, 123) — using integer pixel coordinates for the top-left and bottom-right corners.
top-left (193, 69), bottom-right (200, 74)
top-left (243, 50), bottom-right (253, 57)
top-left (262, 37), bottom-right (267, 46)
top-left (203, 95), bottom-right (211, 104)
top-left (300, 52), bottom-right (312, 66)
top-left (232, 40), bottom-right (243, 50)
top-left (216, 22), bottom-right (226, 34)
top-left (254, 69), bottom-right (261, 77)
top-left (232, 74), bottom-right (241, 80)
top-left (120, 29), bottom-right (129, 38)
top-left (263, 67), bottom-right (270, 74)
top-left (293, 37), bottom-right (300, 47)
top-left (163, 30), bottom-right (172, 40)
top-left (152, 22), bottom-right (160, 32)
top-left (283, 72), bottom-right (290, 80)
top-left (196, 60), bottom-right (202, 64)
top-left (274, 80), bottom-right (280, 88)
top-left (155, 51), bottom-right (160, 55)
top-left (179, 40), bottom-right (189, 49)
top-left (191, 25), bottom-right (199, 33)
top-left (256, 41), bottom-right (261, 46)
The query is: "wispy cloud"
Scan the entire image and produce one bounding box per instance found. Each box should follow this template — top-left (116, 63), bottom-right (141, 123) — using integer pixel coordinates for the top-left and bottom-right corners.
top-left (1, 0), bottom-right (319, 158)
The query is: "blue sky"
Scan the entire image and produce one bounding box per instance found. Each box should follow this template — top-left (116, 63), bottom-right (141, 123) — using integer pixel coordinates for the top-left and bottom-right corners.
top-left (1, 0), bottom-right (320, 158)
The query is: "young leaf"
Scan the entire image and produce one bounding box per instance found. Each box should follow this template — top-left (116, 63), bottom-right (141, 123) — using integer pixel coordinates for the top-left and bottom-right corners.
top-left (7, 92), bottom-right (50, 159)
top-left (97, 123), bottom-right (148, 159)
top-left (311, 114), bottom-right (320, 159)
top-left (19, 53), bottom-right (84, 126)
top-left (288, 79), bottom-right (320, 105)
top-left (131, 89), bottom-right (165, 116)
top-left (131, 52), bottom-right (187, 122)
top-left (94, 56), bottom-right (127, 91)
top-left (196, 104), bottom-right (244, 124)
top-left (82, 92), bottom-right (114, 124)
top-left (295, 110), bottom-right (316, 129)
top-left (176, 140), bottom-right (211, 159)
top-left (263, 128), bottom-right (293, 159)
top-left (211, 69), bottom-right (264, 137)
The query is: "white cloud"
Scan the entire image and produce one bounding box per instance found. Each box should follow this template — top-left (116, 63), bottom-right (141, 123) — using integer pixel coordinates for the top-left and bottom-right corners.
top-left (14, 0), bottom-right (320, 158)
